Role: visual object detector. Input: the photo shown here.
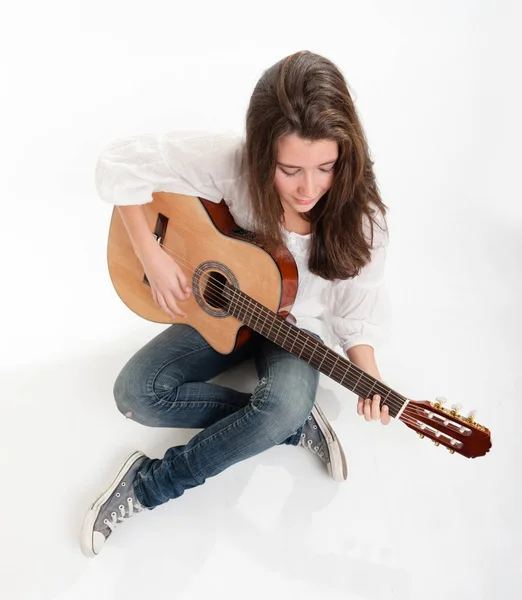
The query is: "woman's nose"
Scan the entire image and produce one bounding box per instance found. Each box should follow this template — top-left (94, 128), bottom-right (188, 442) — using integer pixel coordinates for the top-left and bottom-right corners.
top-left (298, 173), bottom-right (316, 198)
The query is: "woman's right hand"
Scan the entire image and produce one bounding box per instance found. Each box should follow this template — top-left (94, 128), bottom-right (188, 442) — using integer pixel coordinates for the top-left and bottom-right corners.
top-left (141, 244), bottom-right (192, 319)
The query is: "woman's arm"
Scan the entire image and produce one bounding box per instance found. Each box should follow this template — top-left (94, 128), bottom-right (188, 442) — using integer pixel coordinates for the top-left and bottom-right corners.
top-left (116, 205), bottom-right (161, 266)
top-left (346, 344), bottom-right (381, 379)
top-left (115, 205), bottom-right (191, 319)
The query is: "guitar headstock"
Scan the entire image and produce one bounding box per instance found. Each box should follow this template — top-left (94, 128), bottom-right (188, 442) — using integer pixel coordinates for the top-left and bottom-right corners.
top-left (400, 397), bottom-right (491, 458)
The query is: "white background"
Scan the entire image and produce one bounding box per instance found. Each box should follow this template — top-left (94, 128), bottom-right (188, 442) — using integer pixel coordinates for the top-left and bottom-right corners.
top-left (1, 1), bottom-right (521, 599)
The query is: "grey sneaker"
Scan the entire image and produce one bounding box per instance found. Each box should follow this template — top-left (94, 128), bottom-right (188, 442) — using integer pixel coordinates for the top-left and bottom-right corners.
top-left (300, 404), bottom-right (348, 482)
top-left (80, 451), bottom-right (149, 557)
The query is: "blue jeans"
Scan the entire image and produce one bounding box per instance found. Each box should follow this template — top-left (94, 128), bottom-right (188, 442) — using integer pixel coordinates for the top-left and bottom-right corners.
top-left (113, 323), bottom-right (320, 508)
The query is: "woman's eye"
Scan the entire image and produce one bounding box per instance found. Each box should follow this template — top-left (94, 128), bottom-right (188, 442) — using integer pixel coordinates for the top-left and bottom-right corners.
top-left (280, 166), bottom-right (335, 177)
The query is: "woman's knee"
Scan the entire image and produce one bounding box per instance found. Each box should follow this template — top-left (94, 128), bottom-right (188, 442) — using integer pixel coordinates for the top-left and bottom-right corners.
top-left (113, 368), bottom-right (134, 418)
top-left (253, 380), bottom-right (315, 443)
top-left (113, 363), bottom-right (166, 426)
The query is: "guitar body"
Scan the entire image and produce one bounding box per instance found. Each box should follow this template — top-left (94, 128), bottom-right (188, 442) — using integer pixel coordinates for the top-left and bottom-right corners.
top-left (107, 192), bottom-right (299, 354)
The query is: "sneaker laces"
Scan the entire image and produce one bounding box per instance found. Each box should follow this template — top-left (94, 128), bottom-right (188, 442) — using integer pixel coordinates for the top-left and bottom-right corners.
top-left (300, 415), bottom-right (328, 463)
top-left (103, 496), bottom-right (144, 532)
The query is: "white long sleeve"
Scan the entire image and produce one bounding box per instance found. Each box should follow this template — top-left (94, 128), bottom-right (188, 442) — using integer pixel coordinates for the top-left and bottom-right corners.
top-left (94, 131), bottom-right (251, 219)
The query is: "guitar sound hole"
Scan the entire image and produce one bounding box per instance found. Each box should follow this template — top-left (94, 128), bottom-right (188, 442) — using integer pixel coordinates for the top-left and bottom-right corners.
top-left (193, 260), bottom-right (238, 318)
top-left (202, 271), bottom-right (229, 310)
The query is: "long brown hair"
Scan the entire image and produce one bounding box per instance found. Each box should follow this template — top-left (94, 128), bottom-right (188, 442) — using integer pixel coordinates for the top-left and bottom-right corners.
top-left (243, 50), bottom-right (387, 281)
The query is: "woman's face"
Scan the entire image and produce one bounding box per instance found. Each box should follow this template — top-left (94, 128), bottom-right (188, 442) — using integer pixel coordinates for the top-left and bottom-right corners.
top-left (274, 133), bottom-right (338, 218)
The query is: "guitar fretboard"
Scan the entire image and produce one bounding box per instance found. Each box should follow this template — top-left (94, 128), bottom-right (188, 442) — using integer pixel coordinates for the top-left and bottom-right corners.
top-left (225, 285), bottom-right (407, 418)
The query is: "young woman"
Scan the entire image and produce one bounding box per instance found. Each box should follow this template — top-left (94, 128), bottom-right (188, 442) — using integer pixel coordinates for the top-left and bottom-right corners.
top-left (81, 50), bottom-right (391, 558)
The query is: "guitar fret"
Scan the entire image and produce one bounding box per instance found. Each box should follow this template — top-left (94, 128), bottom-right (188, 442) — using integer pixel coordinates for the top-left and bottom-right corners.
top-left (250, 297), bottom-right (260, 330)
top-left (296, 331), bottom-right (304, 358)
top-left (289, 331), bottom-right (298, 353)
top-left (281, 323), bottom-right (292, 349)
top-left (265, 314), bottom-right (275, 339)
top-left (319, 352), bottom-right (339, 377)
top-left (261, 310), bottom-right (271, 337)
top-left (339, 362), bottom-right (353, 386)
top-left (274, 319), bottom-right (282, 344)
top-left (307, 340), bottom-right (319, 363)
top-left (353, 370), bottom-right (363, 389)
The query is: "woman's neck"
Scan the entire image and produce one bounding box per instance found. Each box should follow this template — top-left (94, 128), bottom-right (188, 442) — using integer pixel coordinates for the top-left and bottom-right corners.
top-left (283, 219), bottom-right (311, 235)
top-left (282, 208), bottom-right (311, 235)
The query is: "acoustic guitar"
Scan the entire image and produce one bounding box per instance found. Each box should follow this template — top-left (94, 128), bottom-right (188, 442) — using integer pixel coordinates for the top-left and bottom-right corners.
top-left (107, 192), bottom-right (491, 459)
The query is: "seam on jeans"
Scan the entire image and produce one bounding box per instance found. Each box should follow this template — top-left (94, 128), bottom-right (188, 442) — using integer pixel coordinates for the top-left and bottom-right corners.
top-left (252, 348), bottom-right (274, 409)
top-left (150, 397), bottom-right (249, 412)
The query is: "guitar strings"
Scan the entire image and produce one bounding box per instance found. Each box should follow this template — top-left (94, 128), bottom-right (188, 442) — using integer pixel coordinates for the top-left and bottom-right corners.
top-left (139, 238), bottom-right (463, 435)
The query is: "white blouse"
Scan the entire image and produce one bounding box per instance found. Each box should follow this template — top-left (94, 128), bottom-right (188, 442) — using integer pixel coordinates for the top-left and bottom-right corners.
top-left (95, 131), bottom-right (389, 352)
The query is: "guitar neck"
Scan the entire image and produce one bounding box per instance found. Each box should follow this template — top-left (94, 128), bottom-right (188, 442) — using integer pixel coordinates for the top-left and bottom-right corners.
top-left (226, 285), bottom-right (407, 418)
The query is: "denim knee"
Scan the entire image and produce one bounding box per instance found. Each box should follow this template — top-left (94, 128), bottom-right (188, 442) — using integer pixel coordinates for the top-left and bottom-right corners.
top-left (113, 363), bottom-right (161, 425)
top-left (113, 369), bottom-right (132, 417)
top-left (253, 380), bottom-right (315, 445)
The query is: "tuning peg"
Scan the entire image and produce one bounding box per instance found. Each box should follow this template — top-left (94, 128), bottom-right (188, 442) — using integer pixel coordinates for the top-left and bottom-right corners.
top-left (447, 448), bottom-right (456, 454)
top-left (467, 409), bottom-right (477, 424)
top-left (451, 403), bottom-right (463, 416)
top-left (435, 396), bottom-right (447, 408)
top-left (433, 441), bottom-right (440, 447)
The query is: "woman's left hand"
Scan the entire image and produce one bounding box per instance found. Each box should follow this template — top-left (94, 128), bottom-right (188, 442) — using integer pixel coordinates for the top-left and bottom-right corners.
top-left (357, 394), bottom-right (391, 425)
